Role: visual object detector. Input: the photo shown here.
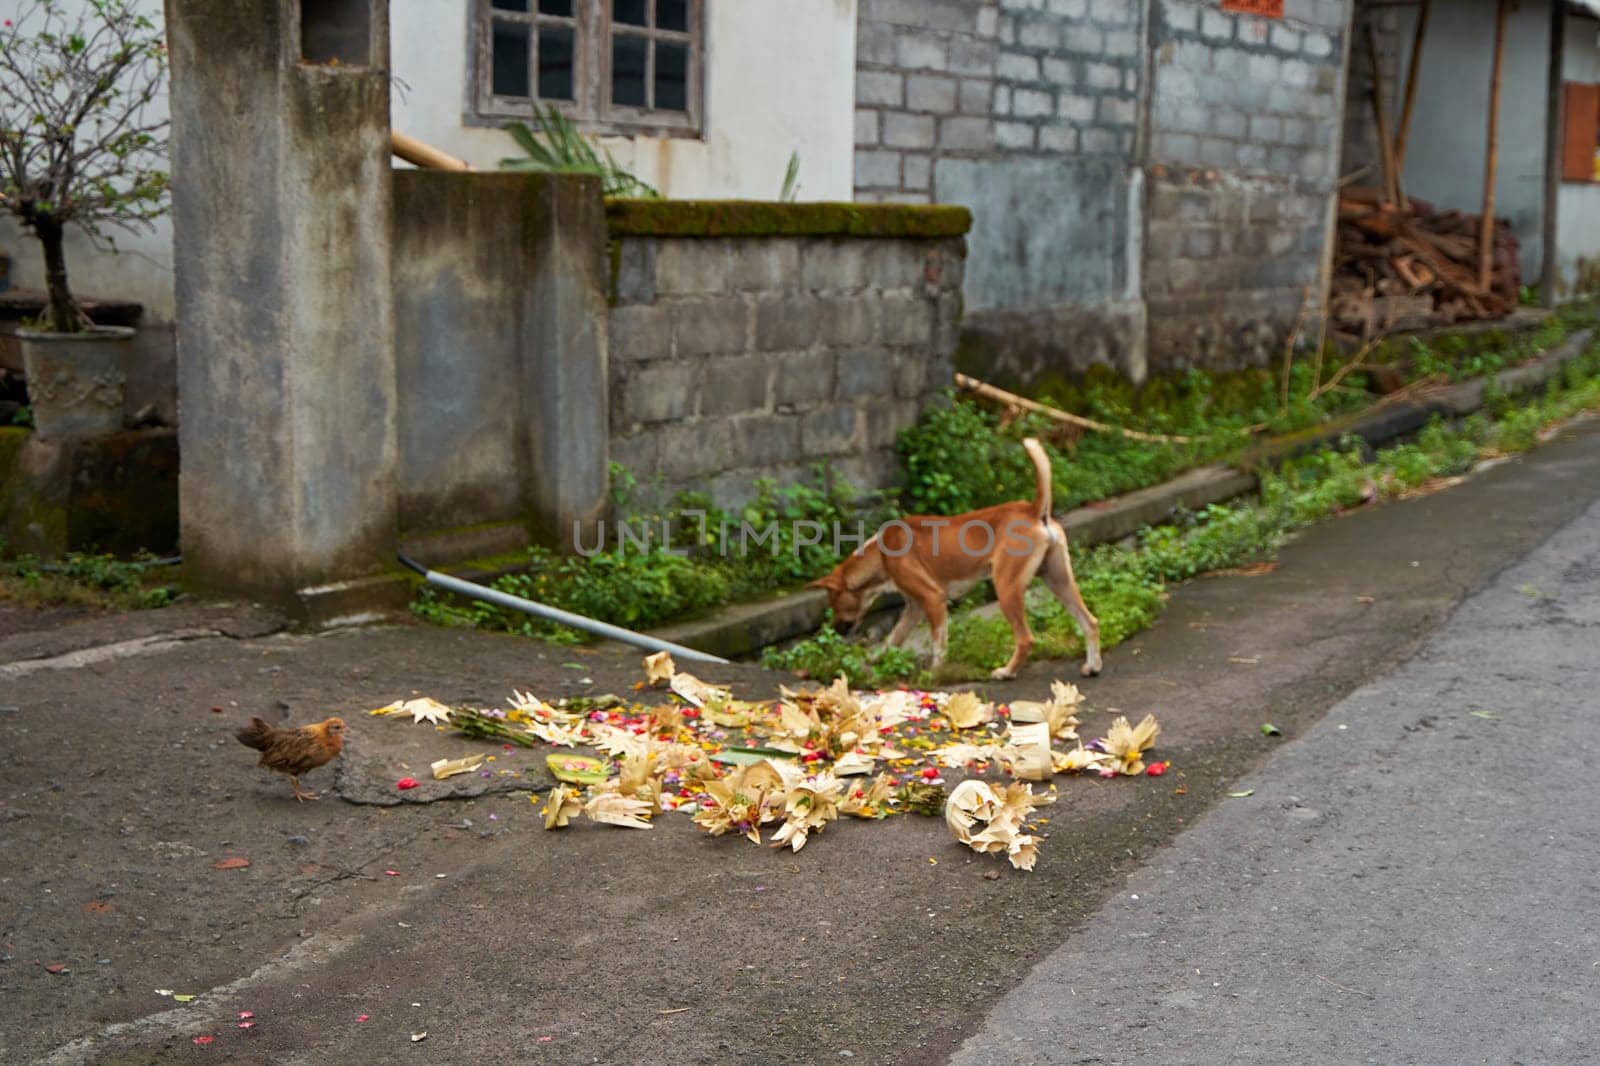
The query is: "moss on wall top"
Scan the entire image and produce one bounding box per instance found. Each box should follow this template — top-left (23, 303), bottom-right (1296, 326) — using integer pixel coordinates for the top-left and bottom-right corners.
top-left (604, 199), bottom-right (972, 239)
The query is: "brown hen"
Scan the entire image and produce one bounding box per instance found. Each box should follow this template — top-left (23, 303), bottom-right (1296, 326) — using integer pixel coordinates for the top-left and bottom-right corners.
top-left (236, 716), bottom-right (346, 801)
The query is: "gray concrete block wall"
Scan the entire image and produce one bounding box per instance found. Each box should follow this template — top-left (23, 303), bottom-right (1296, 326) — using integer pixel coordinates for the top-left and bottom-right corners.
top-left (1144, 0), bottom-right (1354, 374)
top-left (608, 235), bottom-right (965, 506)
top-left (990, 0), bottom-right (1143, 158)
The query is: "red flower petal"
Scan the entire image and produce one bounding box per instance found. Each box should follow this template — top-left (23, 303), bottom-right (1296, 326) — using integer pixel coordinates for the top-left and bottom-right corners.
top-left (396, 777), bottom-right (419, 790)
top-left (193, 1035), bottom-right (214, 1045)
top-left (1146, 761), bottom-right (1169, 777)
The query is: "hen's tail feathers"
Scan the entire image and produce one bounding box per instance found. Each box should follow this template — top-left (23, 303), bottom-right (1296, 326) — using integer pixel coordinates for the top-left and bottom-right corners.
top-left (1022, 437), bottom-right (1053, 521)
top-left (235, 716), bottom-right (275, 752)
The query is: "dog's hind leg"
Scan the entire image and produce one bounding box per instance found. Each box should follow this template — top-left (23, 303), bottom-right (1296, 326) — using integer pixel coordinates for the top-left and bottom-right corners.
top-left (990, 578), bottom-right (1033, 680)
top-left (1042, 534), bottom-right (1102, 676)
top-left (885, 601), bottom-right (925, 647)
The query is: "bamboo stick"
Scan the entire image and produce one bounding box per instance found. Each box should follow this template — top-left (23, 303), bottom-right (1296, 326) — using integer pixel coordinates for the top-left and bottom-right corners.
top-left (1393, 0), bottom-right (1431, 183)
top-left (1479, 0), bottom-right (1510, 294)
top-left (391, 130), bottom-right (473, 172)
top-left (1365, 24), bottom-right (1400, 208)
top-left (951, 373), bottom-right (1197, 444)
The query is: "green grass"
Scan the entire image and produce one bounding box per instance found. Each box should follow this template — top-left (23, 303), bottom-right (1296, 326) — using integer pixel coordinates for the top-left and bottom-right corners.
top-left (0, 551), bottom-right (178, 611)
top-left (413, 312), bottom-right (1597, 663)
top-left (771, 336), bottom-right (1600, 687)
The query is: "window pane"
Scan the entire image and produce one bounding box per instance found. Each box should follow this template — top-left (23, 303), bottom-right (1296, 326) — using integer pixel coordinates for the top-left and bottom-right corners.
top-left (538, 26), bottom-right (574, 100)
top-left (491, 0), bottom-right (528, 10)
top-left (613, 0), bottom-right (647, 27)
top-left (492, 20), bottom-right (531, 97)
top-left (655, 41), bottom-right (687, 111)
top-left (612, 34), bottom-right (648, 107)
top-left (537, 0), bottom-right (572, 13)
top-left (657, 0), bottom-right (688, 31)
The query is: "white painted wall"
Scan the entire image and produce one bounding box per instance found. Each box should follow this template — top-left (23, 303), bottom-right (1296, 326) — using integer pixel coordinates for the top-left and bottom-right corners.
top-left (1558, 12), bottom-right (1600, 300)
top-left (389, 0), bottom-right (858, 199)
top-left (0, 0), bottom-right (857, 322)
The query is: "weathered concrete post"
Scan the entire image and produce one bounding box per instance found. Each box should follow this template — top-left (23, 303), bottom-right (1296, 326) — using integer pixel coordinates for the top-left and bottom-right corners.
top-left (524, 176), bottom-right (611, 551)
top-left (165, 0), bottom-right (401, 623)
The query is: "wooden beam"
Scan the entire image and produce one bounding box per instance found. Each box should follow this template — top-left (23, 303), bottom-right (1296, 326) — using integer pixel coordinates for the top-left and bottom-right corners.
top-left (1365, 24), bottom-right (1400, 207)
top-left (1539, 2), bottom-right (1567, 305)
top-left (1479, 0), bottom-right (1511, 294)
top-left (391, 131), bottom-right (473, 172)
top-left (1393, 0), bottom-right (1431, 182)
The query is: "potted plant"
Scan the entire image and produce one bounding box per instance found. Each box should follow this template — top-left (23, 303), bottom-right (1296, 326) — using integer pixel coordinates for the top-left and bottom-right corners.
top-left (0, 1), bottom-right (167, 438)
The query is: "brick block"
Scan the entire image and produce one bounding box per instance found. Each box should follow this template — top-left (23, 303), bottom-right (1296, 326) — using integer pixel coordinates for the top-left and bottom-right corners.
top-left (878, 294), bottom-right (935, 345)
top-left (907, 74), bottom-right (959, 113)
top-left (1162, 1), bottom-right (1199, 34)
top-left (801, 405), bottom-right (863, 456)
top-left (654, 239), bottom-right (731, 296)
top-left (895, 350), bottom-right (929, 398)
top-left (609, 431), bottom-right (660, 478)
top-left (867, 399), bottom-right (923, 449)
top-left (997, 52), bottom-right (1040, 82)
top-left (1039, 124), bottom-right (1079, 152)
top-left (857, 70), bottom-right (904, 107)
top-left (672, 297), bottom-right (749, 357)
top-left (1303, 30), bottom-right (1333, 59)
top-left (1183, 229), bottom-right (1218, 258)
top-left (1063, 25), bottom-right (1102, 53)
top-left (1085, 61), bottom-right (1121, 90)
top-left (1152, 131), bottom-right (1199, 164)
top-left (729, 240), bottom-right (802, 293)
top-left (934, 289), bottom-right (962, 354)
top-left (803, 240), bottom-right (870, 293)
top-left (1049, 0), bottom-right (1088, 15)
top-left (1103, 30), bottom-right (1137, 56)
top-left (612, 239), bottom-right (655, 305)
top-left (728, 415), bottom-right (799, 469)
top-left (753, 296), bottom-right (819, 351)
top-left (959, 78), bottom-right (994, 113)
top-left (996, 120), bottom-right (1037, 150)
top-left (774, 349), bottom-right (835, 407)
top-left (1198, 136), bottom-right (1235, 167)
top-left (1124, 67), bottom-right (1140, 92)
top-left (1081, 126), bottom-right (1120, 154)
top-left (610, 304), bottom-right (671, 363)
top-left (904, 153), bottom-right (932, 189)
top-left (897, 30), bottom-right (949, 72)
top-left (627, 359), bottom-right (700, 423)
top-left (1090, 0), bottom-right (1138, 23)
top-left (948, 34), bottom-right (999, 76)
top-left (1212, 107), bottom-right (1247, 139)
top-left (884, 112), bottom-right (937, 149)
top-left (1059, 93), bottom-right (1095, 123)
top-left (855, 149), bottom-right (902, 188)
top-left (1018, 20), bottom-right (1061, 49)
top-left (818, 297), bottom-right (877, 347)
top-left (855, 108), bottom-right (880, 146)
top-left (940, 116), bottom-right (992, 151)
top-left (1099, 95), bottom-right (1136, 126)
top-left (1248, 114), bottom-right (1283, 143)
top-left (994, 85), bottom-right (1012, 114)
top-left (1280, 58), bottom-right (1312, 88)
top-left (1270, 23), bottom-right (1302, 53)
top-left (657, 419), bottom-right (734, 480)
top-left (977, 6), bottom-right (999, 35)
top-left (835, 348), bottom-right (898, 398)
top-left (857, 20), bottom-right (897, 66)
top-left (699, 354), bottom-right (776, 417)
top-left (1200, 9), bottom-right (1234, 41)
top-left (1013, 87), bottom-right (1055, 118)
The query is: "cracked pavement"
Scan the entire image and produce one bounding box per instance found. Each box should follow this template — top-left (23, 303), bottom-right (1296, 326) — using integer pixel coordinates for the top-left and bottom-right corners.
top-left (2, 416), bottom-right (1599, 1064)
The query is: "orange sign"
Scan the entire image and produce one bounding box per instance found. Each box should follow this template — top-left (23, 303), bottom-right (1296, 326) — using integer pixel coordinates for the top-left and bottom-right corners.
top-left (1221, 0), bottom-right (1284, 16)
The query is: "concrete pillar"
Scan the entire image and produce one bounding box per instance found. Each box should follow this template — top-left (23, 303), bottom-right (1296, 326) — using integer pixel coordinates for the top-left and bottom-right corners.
top-left (165, 0), bottom-right (401, 622)
top-left (523, 176), bottom-right (611, 550)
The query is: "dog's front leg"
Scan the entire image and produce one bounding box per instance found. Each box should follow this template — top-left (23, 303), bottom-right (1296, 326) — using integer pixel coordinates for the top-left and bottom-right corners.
top-left (885, 601), bottom-right (925, 647)
top-left (924, 599), bottom-right (949, 668)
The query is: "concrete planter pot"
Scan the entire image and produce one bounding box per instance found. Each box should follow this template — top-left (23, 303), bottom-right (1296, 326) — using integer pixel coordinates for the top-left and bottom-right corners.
top-left (17, 325), bottom-right (132, 439)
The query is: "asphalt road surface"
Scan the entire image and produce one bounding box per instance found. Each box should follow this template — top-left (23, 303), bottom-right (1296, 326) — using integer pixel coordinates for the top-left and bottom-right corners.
top-left (3, 416), bottom-right (1599, 1064)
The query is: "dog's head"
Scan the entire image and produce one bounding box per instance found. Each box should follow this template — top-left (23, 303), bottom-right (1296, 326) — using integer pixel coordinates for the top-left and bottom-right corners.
top-left (807, 570), bottom-right (868, 632)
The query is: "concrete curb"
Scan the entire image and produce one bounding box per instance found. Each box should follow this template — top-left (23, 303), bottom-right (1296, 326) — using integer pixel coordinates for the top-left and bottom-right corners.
top-left (643, 327), bottom-right (1594, 659)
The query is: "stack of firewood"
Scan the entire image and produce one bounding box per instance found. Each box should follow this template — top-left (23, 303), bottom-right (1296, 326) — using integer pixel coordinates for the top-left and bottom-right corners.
top-left (1331, 186), bottom-right (1520, 335)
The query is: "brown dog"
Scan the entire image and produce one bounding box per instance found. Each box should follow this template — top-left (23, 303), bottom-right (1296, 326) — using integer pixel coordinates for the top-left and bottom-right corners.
top-left (809, 438), bottom-right (1101, 680)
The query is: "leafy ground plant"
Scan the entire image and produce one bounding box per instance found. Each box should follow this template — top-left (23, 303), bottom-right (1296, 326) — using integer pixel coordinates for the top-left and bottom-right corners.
top-left (1, 551), bottom-right (177, 611)
top-left (782, 338), bottom-right (1600, 687)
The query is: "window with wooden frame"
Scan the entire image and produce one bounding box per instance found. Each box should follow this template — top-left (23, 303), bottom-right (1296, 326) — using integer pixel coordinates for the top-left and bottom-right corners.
top-left (1562, 82), bottom-right (1600, 183)
top-left (473, 0), bottom-right (703, 137)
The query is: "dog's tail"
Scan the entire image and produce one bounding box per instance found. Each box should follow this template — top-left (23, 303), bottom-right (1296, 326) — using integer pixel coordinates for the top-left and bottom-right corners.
top-left (1022, 437), bottom-right (1052, 521)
